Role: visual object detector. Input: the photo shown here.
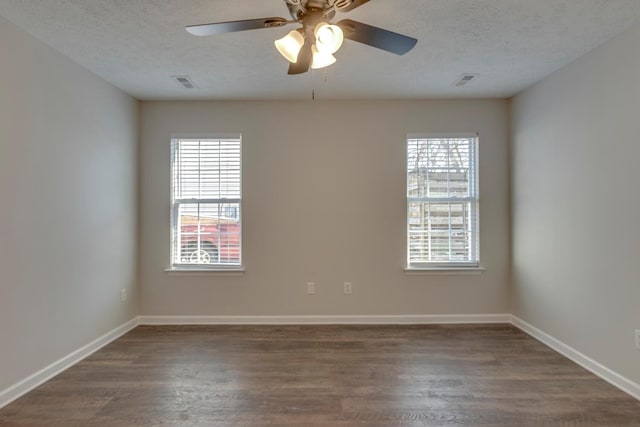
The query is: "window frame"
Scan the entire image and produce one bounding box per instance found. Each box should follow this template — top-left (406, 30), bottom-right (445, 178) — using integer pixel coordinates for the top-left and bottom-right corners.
top-left (169, 134), bottom-right (243, 272)
top-left (406, 133), bottom-right (480, 270)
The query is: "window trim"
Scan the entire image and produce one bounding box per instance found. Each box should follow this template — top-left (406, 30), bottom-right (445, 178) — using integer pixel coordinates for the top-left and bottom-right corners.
top-left (169, 133), bottom-right (243, 272)
top-left (405, 133), bottom-right (480, 270)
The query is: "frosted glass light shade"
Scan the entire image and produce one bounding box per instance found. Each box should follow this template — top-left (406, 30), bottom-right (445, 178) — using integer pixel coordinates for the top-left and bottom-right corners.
top-left (314, 23), bottom-right (344, 54)
top-left (311, 45), bottom-right (336, 69)
top-left (275, 30), bottom-right (305, 63)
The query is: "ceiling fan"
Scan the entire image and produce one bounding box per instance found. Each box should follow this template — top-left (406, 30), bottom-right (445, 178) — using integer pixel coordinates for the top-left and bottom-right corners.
top-left (186, 0), bottom-right (418, 75)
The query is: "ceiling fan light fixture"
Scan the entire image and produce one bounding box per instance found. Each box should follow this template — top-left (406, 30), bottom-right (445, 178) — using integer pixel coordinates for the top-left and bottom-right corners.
top-left (187, 0), bottom-right (418, 76)
top-left (275, 29), bottom-right (305, 63)
top-left (311, 45), bottom-right (336, 69)
top-left (314, 22), bottom-right (344, 54)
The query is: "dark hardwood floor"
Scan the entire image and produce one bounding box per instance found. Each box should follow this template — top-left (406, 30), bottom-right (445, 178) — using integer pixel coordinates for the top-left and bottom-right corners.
top-left (1, 324), bottom-right (638, 426)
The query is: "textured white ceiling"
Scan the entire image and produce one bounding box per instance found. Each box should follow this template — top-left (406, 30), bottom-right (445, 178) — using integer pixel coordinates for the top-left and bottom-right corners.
top-left (1, 0), bottom-right (639, 100)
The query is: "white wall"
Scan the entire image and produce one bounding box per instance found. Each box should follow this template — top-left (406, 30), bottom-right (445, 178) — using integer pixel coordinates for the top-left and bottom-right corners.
top-left (511, 22), bottom-right (640, 384)
top-left (0, 17), bottom-right (138, 391)
top-left (139, 100), bottom-right (510, 316)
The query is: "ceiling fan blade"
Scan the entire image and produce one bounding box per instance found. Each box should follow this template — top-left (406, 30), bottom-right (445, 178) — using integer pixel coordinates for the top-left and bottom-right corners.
top-left (338, 19), bottom-right (417, 55)
top-left (288, 37), bottom-right (313, 75)
top-left (339, 0), bottom-right (371, 12)
top-left (186, 17), bottom-right (288, 36)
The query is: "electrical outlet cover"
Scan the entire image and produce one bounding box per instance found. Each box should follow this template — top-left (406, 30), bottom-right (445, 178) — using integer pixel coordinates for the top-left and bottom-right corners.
top-left (344, 282), bottom-right (352, 294)
top-left (307, 282), bottom-right (316, 295)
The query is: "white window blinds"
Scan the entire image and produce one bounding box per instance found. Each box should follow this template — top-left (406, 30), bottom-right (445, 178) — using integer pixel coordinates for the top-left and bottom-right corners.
top-left (170, 136), bottom-right (242, 269)
top-left (407, 135), bottom-right (479, 268)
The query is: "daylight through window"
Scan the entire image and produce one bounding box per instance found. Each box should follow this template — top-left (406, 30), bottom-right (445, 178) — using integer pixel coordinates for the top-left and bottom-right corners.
top-left (170, 136), bottom-right (241, 269)
top-left (407, 134), bottom-right (479, 268)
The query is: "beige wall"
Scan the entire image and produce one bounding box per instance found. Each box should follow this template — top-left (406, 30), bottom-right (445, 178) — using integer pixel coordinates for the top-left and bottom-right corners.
top-left (0, 17), bottom-right (138, 390)
top-left (139, 100), bottom-right (510, 316)
top-left (511, 22), bottom-right (640, 384)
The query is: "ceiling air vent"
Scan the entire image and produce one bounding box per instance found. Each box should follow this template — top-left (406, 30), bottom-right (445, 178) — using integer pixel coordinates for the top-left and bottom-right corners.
top-left (454, 74), bottom-right (478, 87)
top-left (171, 75), bottom-right (196, 89)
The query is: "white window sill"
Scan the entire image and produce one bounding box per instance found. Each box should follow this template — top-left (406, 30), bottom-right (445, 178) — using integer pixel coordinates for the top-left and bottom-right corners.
top-left (404, 266), bottom-right (485, 275)
top-left (165, 267), bottom-right (245, 277)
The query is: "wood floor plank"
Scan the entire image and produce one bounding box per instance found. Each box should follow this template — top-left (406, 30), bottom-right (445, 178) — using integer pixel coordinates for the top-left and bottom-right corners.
top-left (0, 324), bottom-right (638, 426)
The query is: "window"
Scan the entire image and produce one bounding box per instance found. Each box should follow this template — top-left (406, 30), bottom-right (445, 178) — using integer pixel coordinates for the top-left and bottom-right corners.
top-left (170, 136), bottom-right (242, 270)
top-left (407, 134), bottom-right (479, 268)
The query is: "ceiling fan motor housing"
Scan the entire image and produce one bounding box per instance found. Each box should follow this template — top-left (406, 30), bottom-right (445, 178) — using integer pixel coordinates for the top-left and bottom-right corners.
top-left (301, 9), bottom-right (333, 34)
top-left (287, 0), bottom-right (338, 20)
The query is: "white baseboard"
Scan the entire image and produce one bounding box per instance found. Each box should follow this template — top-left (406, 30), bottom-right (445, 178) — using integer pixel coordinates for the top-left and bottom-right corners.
top-left (0, 317), bottom-right (139, 410)
top-left (138, 313), bottom-right (511, 325)
top-left (510, 315), bottom-right (640, 401)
